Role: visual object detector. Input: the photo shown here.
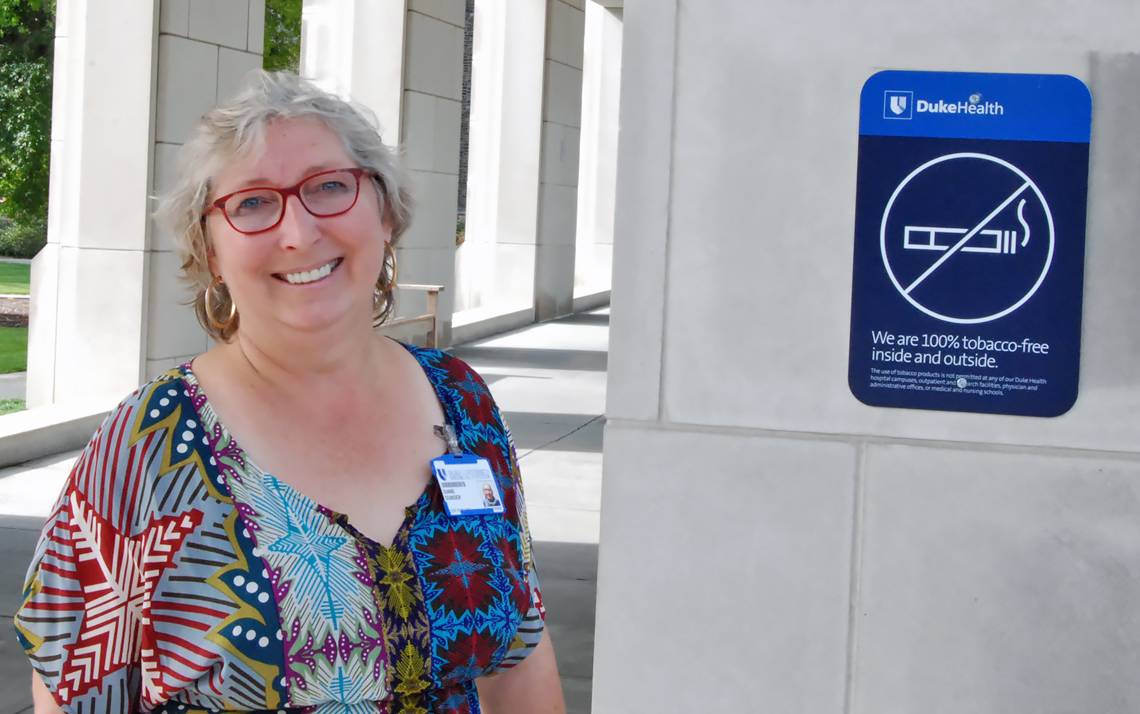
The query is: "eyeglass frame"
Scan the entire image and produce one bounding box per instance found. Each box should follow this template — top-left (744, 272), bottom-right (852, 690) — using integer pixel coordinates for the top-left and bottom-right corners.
top-left (204, 167), bottom-right (383, 235)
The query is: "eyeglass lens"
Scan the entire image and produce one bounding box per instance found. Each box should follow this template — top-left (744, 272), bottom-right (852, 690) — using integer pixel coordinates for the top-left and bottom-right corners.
top-left (222, 169), bottom-right (361, 233)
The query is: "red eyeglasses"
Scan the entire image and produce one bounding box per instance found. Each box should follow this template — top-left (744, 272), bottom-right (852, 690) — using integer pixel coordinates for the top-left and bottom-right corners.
top-left (206, 167), bottom-right (380, 235)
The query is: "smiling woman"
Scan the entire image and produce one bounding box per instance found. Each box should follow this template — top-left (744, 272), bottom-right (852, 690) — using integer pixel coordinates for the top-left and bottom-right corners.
top-left (16, 71), bottom-right (564, 714)
top-left (201, 120), bottom-right (392, 339)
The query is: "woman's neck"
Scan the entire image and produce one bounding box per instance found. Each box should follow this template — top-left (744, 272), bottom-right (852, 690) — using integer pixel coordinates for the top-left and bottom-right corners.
top-left (222, 317), bottom-right (389, 399)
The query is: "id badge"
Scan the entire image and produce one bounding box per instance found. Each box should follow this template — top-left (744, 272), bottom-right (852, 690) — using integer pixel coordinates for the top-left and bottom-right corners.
top-left (431, 454), bottom-right (505, 517)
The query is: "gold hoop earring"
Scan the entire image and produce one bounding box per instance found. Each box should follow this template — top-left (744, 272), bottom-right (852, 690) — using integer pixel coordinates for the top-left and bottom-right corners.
top-left (374, 242), bottom-right (398, 293)
top-left (204, 277), bottom-right (237, 331)
top-left (373, 242), bottom-right (398, 323)
top-left (384, 241), bottom-right (398, 287)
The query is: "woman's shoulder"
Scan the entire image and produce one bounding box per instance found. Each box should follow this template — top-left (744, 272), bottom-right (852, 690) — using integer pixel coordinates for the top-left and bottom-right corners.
top-left (402, 343), bottom-right (493, 393)
top-left (92, 365), bottom-right (195, 441)
top-left (400, 342), bottom-right (508, 433)
top-left (70, 366), bottom-right (201, 497)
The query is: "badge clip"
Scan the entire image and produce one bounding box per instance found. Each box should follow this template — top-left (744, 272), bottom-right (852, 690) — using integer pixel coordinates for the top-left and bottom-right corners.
top-left (433, 423), bottom-right (463, 457)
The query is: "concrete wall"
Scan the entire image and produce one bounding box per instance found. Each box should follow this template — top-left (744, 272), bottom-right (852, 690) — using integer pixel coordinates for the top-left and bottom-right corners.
top-left (150, 0), bottom-right (264, 379)
top-left (595, 0), bottom-right (1140, 712)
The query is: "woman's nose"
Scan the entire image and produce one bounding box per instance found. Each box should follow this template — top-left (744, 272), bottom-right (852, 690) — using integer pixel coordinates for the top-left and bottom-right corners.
top-left (276, 195), bottom-right (321, 249)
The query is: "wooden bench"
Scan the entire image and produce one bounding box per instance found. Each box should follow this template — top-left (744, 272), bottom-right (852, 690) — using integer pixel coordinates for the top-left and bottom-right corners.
top-left (377, 283), bottom-right (444, 347)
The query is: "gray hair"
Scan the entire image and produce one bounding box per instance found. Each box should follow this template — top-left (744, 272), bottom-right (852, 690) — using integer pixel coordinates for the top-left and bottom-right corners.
top-left (154, 70), bottom-right (413, 342)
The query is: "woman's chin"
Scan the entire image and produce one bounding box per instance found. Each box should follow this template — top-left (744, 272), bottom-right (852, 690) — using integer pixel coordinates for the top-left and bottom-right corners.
top-left (267, 303), bottom-right (370, 336)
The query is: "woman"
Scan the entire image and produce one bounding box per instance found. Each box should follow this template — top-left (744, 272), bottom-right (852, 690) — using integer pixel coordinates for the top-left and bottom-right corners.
top-left (16, 71), bottom-right (564, 713)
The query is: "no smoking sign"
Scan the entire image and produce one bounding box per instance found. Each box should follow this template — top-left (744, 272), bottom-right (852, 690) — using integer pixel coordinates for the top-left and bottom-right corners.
top-left (849, 71), bottom-right (1091, 417)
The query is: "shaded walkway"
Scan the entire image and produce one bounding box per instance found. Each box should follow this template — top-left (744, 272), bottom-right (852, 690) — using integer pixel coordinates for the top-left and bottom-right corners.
top-left (0, 308), bottom-right (607, 713)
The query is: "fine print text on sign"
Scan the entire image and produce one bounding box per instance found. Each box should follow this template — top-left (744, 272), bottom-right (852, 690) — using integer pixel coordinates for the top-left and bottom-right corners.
top-left (849, 70), bottom-right (1091, 417)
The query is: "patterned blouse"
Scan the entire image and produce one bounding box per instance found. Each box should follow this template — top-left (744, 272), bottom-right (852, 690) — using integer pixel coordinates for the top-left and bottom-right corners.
top-left (14, 345), bottom-right (546, 713)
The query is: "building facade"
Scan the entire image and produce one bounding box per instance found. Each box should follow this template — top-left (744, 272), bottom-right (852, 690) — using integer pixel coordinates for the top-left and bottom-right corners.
top-left (596, 0), bottom-right (1140, 711)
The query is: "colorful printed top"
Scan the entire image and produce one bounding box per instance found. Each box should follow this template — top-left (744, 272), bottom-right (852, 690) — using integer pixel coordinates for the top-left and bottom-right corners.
top-left (15, 345), bottom-right (545, 713)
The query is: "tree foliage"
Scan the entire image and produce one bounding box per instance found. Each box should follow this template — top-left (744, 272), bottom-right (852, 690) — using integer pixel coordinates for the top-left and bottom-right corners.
top-left (0, 0), bottom-right (54, 222)
top-left (0, 0), bottom-right (53, 59)
top-left (0, 0), bottom-right (300, 226)
top-left (263, 0), bottom-right (302, 73)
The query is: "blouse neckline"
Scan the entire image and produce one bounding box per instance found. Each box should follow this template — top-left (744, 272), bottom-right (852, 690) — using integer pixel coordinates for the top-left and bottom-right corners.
top-left (178, 341), bottom-right (455, 551)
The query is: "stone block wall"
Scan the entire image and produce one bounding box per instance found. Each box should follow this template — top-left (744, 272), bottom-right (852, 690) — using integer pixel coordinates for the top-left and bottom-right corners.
top-left (148, 0), bottom-right (264, 379)
top-left (595, 0), bottom-right (1140, 712)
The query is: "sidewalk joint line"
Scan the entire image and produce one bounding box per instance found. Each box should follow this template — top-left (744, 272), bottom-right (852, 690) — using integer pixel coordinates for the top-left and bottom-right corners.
top-left (517, 414), bottom-right (604, 460)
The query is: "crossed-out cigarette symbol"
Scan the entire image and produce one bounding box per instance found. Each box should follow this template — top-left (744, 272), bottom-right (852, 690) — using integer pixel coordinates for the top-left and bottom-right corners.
top-left (904, 197), bottom-right (1030, 257)
top-left (880, 153), bottom-right (1054, 324)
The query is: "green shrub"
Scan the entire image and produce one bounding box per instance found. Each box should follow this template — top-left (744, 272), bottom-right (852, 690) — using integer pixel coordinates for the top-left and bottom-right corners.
top-left (0, 217), bottom-right (45, 258)
top-left (263, 0), bottom-right (302, 73)
top-left (0, 398), bottom-right (25, 415)
top-left (0, 2), bottom-right (55, 224)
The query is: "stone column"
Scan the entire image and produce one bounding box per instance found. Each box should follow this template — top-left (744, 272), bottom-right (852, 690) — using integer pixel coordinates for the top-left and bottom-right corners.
top-left (399, 2), bottom-right (465, 346)
top-left (534, 0), bottom-right (584, 321)
top-left (149, 0), bottom-right (264, 379)
top-left (301, 0), bottom-right (406, 140)
top-left (456, 0), bottom-right (546, 319)
top-left (596, 0), bottom-right (1140, 711)
top-left (28, 0), bottom-right (158, 407)
top-left (302, 0), bottom-right (464, 346)
top-left (27, 0), bottom-right (265, 407)
top-left (573, 3), bottom-right (620, 300)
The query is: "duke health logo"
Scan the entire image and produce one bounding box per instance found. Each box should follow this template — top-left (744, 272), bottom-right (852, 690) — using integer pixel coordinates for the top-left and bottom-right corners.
top-left (883, 90), bottom-right (914, 120)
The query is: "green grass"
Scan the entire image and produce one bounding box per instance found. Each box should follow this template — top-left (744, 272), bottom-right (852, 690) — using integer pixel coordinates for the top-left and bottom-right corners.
top-left (0, 327), bottom-right (28, 373)
top-left (0, 262), bottom-right (30, 295)
top-left (0, 399), bottom-right (24, 415)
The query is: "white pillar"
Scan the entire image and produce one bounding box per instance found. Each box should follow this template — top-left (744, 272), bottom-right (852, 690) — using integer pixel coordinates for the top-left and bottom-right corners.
top-left (28, 0), bottom-right (266, 407)
top-left (534, 0), bottom-right (585, 321)
top-left (28, 0), bottom-right (158, 407)
top-left (302, 0), bottom-right (463, 345)
top-left (573, 3), bottom-right (620, 300)
top-left (456, 0), bottom-right (546, 318)
top-left (301, 0), bottom-right (407, 154)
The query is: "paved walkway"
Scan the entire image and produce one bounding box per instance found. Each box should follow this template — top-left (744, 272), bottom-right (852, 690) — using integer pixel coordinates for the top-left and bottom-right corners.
top-left (0, 308), bottom-right (607, 713)
top-left (0, 373), bottom-right (24, 401)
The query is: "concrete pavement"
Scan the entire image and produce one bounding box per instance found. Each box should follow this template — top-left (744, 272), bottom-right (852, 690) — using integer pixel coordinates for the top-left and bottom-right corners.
top-left (0, 373), bottom-right (24, 401)
top-left (0, 308), bottom-right (607, 713)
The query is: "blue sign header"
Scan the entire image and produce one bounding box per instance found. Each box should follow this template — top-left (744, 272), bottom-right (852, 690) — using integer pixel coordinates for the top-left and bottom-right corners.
top-left (860, 70), bottom-right (1091, 143)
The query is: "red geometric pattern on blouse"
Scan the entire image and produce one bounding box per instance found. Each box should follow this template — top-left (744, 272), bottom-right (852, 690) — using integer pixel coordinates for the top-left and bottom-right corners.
top-left (54, 490), bottom-right (202, 704)
top-left (421, 528), bottom-right (498, 617)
